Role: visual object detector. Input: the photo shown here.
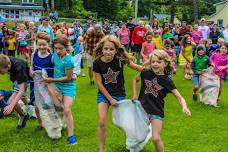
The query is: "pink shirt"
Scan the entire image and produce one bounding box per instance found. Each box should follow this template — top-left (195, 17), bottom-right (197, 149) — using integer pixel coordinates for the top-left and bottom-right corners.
top-left (164, 48), bottom-right (175, 58)
top-left (142, 41), bottom-right (156, 57)
top-left (191, 31), bottom-right (203, 45)
top-left (210, 51), bottom-right (228, 78)
top-left (117, 28), bottom-right (130, 45)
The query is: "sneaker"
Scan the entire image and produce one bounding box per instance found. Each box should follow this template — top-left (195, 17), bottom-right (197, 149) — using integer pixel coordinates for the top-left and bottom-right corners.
top-left (192, 94), bottom-right (197, 101)
top-left (68, 135), bottom-right (77, 145)
top-left (17, 114), bottom-right (29, 129)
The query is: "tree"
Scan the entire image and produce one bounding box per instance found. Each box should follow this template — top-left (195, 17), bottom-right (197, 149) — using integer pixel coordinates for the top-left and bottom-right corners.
top-left (96, 0), bottom-right (120, 19)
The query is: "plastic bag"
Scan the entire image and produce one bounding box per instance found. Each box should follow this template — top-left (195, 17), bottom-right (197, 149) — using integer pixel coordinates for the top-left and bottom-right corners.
top-left (199, 67), bottom-right (220, 106)
top-left (33, 71), bottom-right (64, 139)
top-left (112, 99), bottom-right (152, 152)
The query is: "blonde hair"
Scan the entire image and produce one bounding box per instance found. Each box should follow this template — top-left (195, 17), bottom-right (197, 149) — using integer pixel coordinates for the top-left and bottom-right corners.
top-left (94, 35), bottom-right (134, 64)
top-left (147, 49), bottom-right (172, 75)
top-left (19, 23), bottom-right (26, 30)
top-left (0, 54), bottom-right (11, 71)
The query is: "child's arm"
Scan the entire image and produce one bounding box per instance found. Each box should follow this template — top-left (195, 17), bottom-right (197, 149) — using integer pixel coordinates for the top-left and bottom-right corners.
top-left (127, 60), bottom-right (143, 72)
top-left (44, 69), bottom-right (73, 83)
top-left (94, 72), bottom-right (118, 106)
top-left (29, 52), bottom-right (35, 77)
top-left (4, 83), bottom-right (25, 115)
top-left (171, 89), bottom-right (191, 116)
top-left (140, 45), bottom-right (146, 59)
top-left (132, 75), bottom-right (141, 100)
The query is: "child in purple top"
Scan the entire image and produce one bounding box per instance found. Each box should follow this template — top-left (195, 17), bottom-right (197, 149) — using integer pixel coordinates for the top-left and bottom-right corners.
top-left (210, 43), bottom-right (228, 103)
top-left (191, 25), bottom-right (203, 45)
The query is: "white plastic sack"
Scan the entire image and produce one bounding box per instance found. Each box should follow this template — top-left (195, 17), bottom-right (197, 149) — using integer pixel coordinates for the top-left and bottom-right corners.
top-left (112, 99), bottom-right (152, 152)
top-left (33, 71), bottom-right (64, 139)
top-left (73, 53), bottom-right (82, 75)
top-left (199, 67), bottom-right (220, 106)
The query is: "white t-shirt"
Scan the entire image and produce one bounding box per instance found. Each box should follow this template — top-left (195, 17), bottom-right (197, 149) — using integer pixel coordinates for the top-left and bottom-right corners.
top-left (223, 29), bottom-right (228, 43)
top-left (198, 25), bottom-right (210, 39)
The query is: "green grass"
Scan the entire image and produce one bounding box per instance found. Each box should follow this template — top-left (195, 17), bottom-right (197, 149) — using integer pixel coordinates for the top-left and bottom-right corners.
top-left (0, 66), bottom-right (227, 152)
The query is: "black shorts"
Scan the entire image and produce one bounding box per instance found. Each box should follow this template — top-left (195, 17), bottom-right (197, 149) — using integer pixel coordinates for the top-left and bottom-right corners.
top-left (132, 44), bottom-right (142, 53)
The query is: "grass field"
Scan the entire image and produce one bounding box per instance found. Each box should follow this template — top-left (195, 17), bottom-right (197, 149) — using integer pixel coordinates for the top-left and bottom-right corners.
top-left (0, 66), bottom-right (227, 152)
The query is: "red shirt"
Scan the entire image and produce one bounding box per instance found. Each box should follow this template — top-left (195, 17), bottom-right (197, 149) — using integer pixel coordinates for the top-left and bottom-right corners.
top-left (132, 26), bottom-right (147, 45)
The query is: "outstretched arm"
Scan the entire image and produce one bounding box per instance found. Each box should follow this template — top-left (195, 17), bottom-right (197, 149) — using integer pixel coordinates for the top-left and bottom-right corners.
top-left (127, 60), bottom-right (143, 72)
top-left (171, 89), bottom-right (191, 116)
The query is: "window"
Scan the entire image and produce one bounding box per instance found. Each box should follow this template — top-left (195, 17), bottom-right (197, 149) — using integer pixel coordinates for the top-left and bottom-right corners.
top-left (217, 19), bottom-right (223, 28)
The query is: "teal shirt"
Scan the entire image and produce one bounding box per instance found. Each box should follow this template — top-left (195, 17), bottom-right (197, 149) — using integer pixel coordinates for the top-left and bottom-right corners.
top-left (53, 51), bottom-right (76, 97)
top-left (192, 55), bottom-right (209, 74)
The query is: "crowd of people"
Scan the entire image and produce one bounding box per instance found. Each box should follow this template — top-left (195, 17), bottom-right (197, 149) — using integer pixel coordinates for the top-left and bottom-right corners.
top-left (0, 16), bottom-right (227, 152)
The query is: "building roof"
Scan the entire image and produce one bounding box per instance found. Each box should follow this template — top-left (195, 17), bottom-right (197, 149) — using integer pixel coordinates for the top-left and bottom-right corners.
top-left (213, 0), bottom-right (228, 6)
top-left (0, 5), bottom-right (44, 10)
top-left (208, 1), bottom-right (228, 20)
top-left (153, 14), bottom-right (171, 20)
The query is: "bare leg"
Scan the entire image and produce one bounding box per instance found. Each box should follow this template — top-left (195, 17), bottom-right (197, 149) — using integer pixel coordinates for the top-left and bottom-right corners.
top-left (63, 96), bottom-right (74, 136)
top-left (151, 119), bottom-right (164, 152)
top-left (88, 67), bottom-right (93, 82)
top-left (218, 78), bottom-right (224, 103)
top-left (46, 84), bottom-right (63, 108)
top-left (98, 102), bottom-right (109, 152)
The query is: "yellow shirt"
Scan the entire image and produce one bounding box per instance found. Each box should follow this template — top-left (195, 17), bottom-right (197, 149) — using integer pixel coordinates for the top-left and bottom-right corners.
top-left (153, 36), bottom-right (162, 49)
top-left (8, 38), bottom-right (16, 50)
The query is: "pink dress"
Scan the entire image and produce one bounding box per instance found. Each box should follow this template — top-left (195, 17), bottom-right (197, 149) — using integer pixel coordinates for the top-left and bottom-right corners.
top-left (142, 41), bottom-right (156, 57)
top-left (210, 51), bottom-right (228, 79)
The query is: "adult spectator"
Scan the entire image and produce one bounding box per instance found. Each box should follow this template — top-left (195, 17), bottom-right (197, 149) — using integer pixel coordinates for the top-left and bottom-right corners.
top-left (198, 18), bottom-right (210, 39)
top-left (131, 21), bottom-right (147, 62)
top-left (85, 24), bottom-right (104, 85)
top-left (126, 17), bottom-right (136, 50)
top-left (209, 24), bottom-right (223, 44)
top-left (223, 24), bottom-right (228, 43)
top-left (180, 21), bottom-right (188, 36)
top-left (117, 22), bottom-right (130, 52)
top-left (37, 18), bottom-right (54, 41)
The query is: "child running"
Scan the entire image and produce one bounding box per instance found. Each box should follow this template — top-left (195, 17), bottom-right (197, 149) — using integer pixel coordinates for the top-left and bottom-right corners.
top-left (93, 35), bottom-right (143, 152)
top-left (210, 43), bottom-right (228, 103)
top-left (30, 32), bottom-right (53, 130)
top-left (192, 45), bottom-right (209, 101)
top-left (141, 32), bottom-right (156, 62)
top-left (132, 49), bottom-right (191, 152)
top-left (43, 36), bottom-right (76, 144)
top-left (163, 39), bottom-right (176, 74)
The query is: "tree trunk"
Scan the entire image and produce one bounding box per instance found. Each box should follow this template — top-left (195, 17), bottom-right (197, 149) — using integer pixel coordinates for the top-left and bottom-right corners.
top-left (170, 1), bottom-right (176, 24)
top-left (193, 0), bottom-right (199, 24)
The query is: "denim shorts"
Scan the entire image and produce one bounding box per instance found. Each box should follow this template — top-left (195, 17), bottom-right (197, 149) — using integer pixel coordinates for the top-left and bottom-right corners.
top-left (97, 93), bottom-right (125, 104)
top-left (193, 74), bottom-right (200, 86)
top-left (148, 114), bottom-right (163, 121)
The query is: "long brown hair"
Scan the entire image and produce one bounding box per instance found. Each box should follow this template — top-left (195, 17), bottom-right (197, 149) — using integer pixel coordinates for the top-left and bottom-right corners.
top-left (94, 35), bottom-right (134, 64)
top-left (36, 32), bottom-right (51, 44)
top-left (53, 35), bottom-right (71, 53)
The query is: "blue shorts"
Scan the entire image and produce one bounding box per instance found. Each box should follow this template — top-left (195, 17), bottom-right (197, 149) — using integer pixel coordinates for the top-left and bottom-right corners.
top-left (193, 74), bottom-right (200, 86)
top-left (97, 93), bottom-right (125, 104)
top-left (148, 114), bottom-right (163, 121)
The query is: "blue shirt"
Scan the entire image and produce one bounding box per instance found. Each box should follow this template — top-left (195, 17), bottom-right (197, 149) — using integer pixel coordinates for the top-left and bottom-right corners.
top-left (72, 42), bottom-right (81, 56)
top-left (53, 51), bottom-right (76, 97)
top-left (33, 51), bottom-right (53, 77)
